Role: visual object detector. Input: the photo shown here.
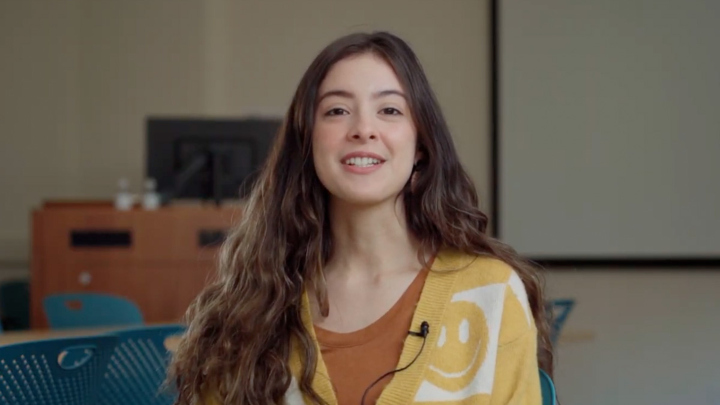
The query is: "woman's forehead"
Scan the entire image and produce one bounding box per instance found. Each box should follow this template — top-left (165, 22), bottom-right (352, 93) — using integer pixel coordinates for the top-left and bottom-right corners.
top-left (318, 53), bottom-right (405, 97)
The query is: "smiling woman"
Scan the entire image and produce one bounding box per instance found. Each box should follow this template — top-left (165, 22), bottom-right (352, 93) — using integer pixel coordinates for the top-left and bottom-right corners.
top-left (168, 31), bottom-right (552, 405)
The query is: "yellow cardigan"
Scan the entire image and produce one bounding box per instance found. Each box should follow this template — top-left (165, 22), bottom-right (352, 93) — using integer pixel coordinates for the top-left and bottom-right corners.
top-left (285, 251), bottom-right (542, 405)
top-left (211, 249), bottom-right (541, 404)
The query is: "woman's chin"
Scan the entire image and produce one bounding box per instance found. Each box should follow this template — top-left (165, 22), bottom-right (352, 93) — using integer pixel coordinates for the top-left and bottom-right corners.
top-left (331, 191), bottom-right (401, 208)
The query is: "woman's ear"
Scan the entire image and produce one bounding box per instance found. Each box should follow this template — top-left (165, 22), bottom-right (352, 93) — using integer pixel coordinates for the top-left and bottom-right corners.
top-left (410, 149), bottom-right (425, 192)
top-left (413, 150), bottom-right (425, 171)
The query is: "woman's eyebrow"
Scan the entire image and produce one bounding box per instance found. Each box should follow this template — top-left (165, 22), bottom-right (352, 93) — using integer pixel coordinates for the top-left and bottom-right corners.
top-left (317, 89), bottom-right (406, 103)
top-left (373, 89), bottom-right (406, 100)
top-left (317, 89), bottom-right (353, 104)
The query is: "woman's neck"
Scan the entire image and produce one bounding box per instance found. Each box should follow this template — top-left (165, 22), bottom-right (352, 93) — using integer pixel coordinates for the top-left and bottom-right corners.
top-left (326, 197), bottom-right (422, 278)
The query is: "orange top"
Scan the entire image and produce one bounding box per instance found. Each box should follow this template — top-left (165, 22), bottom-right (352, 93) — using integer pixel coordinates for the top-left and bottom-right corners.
top-left (314, 269), bottom-right (429, 405)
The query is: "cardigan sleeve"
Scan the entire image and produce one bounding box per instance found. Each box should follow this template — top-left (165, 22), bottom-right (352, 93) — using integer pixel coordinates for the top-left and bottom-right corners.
top-left (490, 328), bottom-right (542, 405)
top-left (490, 271), bottom-right (542, 405)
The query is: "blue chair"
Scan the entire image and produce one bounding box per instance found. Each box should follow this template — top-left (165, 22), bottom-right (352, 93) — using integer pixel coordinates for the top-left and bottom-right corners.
top-left (0, 334), bottom-right (118, 405)
top-left (98, 324), bottom-right (186, 405)
top-left (540, 369), bottom-right (557, 405)
top-left (43, 293), bottom-right (143, 329)
top-left (547, 299), bottom-right (575, 346)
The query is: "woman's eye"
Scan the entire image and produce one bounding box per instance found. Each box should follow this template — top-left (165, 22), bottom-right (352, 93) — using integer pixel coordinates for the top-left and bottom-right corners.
top-left (325, 108), bottom-right (348, 116)
top-left (381, 107), bottom-right (402, 115)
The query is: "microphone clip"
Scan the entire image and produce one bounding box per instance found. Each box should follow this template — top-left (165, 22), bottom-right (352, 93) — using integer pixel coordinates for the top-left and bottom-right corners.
top-left (408, 321), bottom-right (430, 338)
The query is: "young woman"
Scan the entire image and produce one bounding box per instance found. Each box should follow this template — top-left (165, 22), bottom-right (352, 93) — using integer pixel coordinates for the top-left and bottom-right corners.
top-left (169, 31), bottom-right (553, 405)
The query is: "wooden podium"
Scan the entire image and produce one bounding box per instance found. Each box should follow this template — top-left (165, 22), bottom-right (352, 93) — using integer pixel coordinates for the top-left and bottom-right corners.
top-left (30, 201), bottom-right (241, 328)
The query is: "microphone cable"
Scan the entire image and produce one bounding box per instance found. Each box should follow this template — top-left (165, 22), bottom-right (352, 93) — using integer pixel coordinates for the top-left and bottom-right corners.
top-left (360, 321), bottom-right (430, 405)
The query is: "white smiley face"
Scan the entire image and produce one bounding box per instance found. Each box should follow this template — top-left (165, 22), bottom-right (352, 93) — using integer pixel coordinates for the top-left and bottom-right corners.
top-left (426, 300), bottom-right (489, 390)
top-left (415, 283), bottom-right (507, 402)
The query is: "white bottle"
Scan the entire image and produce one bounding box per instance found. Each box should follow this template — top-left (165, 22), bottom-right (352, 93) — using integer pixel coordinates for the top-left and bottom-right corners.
top-left (142, 178), bottom-right (161, 210)
top-left (114, 178), bottom-right (134, 211)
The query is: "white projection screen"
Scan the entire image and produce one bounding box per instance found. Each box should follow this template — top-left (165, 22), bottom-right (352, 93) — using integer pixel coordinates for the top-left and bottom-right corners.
top-left (494, 0), bottom-right (720, 266)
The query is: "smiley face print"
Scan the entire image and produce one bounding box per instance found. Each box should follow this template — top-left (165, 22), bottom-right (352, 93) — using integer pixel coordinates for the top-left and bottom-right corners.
top-left (415, 283), bottom-right (506, 402)
top-left (426, 300), bottom-right (489, 390)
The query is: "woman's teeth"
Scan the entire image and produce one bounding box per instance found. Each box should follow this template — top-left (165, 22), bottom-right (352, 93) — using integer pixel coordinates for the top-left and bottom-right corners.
top-left (344, 157), bottom-right (381, 167)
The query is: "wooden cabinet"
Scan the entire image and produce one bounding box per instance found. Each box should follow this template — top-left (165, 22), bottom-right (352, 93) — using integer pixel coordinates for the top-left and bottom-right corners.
top-left (30, 201), bottom-right (240, 328)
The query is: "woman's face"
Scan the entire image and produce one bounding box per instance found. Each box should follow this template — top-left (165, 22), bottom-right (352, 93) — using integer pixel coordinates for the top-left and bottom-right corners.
top-left (312, 52), bottom-right (419, 207)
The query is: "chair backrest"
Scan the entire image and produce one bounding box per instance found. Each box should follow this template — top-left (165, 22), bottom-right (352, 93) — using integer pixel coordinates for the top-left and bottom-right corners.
top-left (0, 334), bottom-right (118, 405)
top-left (43, 293), bottom-right (144, 329)
top-left (539, 369), bottom-right (557, 405)
top-left (547, 298), bottom-right (576, 346)
top-left (98, 324), bottom-right (186, 405)
top-left (0, 279), bottom-right (30, 331)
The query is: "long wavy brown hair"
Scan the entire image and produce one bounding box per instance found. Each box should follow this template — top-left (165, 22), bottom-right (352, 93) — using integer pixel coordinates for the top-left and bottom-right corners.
top-left (168, 31), bottom-right (553, 405)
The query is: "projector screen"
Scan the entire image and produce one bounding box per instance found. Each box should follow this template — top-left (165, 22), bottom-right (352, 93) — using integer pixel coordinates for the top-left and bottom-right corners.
top-left (495, 0), bottom-right (720, 264)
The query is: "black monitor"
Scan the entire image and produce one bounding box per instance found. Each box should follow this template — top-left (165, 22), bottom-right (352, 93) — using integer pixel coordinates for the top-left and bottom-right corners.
top-left (146, 118), bottom-right (281, 205)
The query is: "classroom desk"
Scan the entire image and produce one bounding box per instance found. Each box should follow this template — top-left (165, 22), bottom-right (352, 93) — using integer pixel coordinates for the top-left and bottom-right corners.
top-left (0, 323), bottom-right (184, 350)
